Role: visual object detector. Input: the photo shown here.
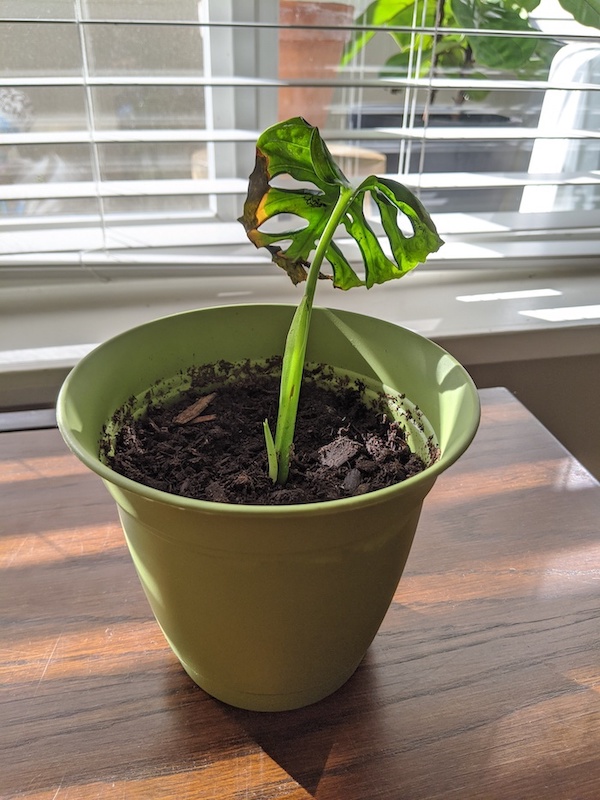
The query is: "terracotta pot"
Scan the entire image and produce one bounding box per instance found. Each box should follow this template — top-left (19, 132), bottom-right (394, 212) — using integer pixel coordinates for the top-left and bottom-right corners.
top-left (278, 1), bottom-right (354, 128)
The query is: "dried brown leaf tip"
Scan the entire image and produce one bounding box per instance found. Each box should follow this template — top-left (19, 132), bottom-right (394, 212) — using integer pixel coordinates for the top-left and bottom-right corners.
top-left (174, 393), bottom-right (217, 425)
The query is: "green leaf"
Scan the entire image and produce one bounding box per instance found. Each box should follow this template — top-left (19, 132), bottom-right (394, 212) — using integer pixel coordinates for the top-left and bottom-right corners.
top-left (451, 0), bottom-right (539, 69)
top-left (341, 0), bottom-right (421, 66)
top-left (263, 419), bottom-right (278, 483)
top-left (380, 44), bottom-right (436, 79)
top-left (437, 43), bottom-right (468, 68)
top-left (238, 118), bottom-right (342, 284)
top-left (239, 118), bottom-right (443, 290)
top-left (559, 0), bottom-right (600, 28)
top-left (369, 177), bottom-right (445, 276)
top-left (462, 71), bottom-right (491, 101)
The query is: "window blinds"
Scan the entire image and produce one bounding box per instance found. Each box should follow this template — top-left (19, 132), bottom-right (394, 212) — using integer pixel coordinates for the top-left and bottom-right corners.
top-left (0, 0), bottom-right (599, 272)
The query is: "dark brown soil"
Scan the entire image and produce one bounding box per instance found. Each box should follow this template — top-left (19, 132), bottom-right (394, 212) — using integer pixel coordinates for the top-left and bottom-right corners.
top-left (102, 360), bottom-right (427, 506)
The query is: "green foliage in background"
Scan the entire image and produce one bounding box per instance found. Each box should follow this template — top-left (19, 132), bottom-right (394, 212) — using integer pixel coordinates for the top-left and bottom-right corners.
top-left (342, 0), bottom-right (600, 100)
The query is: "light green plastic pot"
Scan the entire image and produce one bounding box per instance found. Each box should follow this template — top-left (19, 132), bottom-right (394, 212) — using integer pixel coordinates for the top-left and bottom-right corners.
top-left (57, 304), bottom-right (480, 711)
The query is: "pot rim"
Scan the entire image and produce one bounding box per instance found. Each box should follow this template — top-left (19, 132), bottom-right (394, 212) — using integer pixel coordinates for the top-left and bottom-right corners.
top-left (57, 303), bottom-right (480, 518)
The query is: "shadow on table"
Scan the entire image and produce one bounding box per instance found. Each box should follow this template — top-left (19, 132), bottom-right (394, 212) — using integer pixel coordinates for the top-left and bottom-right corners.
top-left (225, 653), bottom-right (381, 796)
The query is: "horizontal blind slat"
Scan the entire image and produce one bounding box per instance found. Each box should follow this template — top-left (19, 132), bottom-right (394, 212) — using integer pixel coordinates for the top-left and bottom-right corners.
top-left (3, 126), bottom-right (600, 149)
top-left (3, 75), bottom-right (600, 92)
top-left (0, 179), bottom-right (246, 201)
top-left (1, 130), bottom-right (260, 145)
top-left (2, 16), bottom-right (598, 42)
top-left (3, 170), bottom-right (600, 203)
top-left (401, 171), bottom-right (600, 189)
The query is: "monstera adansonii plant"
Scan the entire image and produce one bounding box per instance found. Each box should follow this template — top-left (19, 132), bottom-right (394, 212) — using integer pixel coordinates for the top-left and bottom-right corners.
top-left (239, 117), bottom-right (443, 485)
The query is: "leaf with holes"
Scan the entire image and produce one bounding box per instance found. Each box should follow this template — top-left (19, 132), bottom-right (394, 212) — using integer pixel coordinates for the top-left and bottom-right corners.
top-left (238, 117), bottom-right (443, 291)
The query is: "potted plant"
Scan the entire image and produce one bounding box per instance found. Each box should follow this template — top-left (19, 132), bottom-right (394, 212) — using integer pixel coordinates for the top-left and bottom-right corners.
top-left (341, 0), bottom-right (599, 103)
top-left (57, 117), bottom-right (480, 712)
top-left (341, 0), bottom-right (563, 97)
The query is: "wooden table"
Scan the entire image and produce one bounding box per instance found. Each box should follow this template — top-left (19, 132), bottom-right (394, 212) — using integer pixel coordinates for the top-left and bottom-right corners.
top-left (2, 388), bottom-right (600, 799)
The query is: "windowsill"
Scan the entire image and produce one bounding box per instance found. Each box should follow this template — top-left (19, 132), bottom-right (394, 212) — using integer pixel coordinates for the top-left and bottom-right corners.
top-left (1, 265), bottom-right (599, 400)
top-left (4, 264), bottom-right (598, 479)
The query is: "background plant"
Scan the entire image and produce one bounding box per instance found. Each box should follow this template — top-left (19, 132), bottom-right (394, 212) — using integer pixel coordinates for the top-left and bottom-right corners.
top-left (342, 0), bottom-right (600, 103)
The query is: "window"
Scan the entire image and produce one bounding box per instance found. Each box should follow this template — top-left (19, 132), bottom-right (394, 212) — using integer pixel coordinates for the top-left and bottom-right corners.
top-left (1, 0), bottom-right (599, 276)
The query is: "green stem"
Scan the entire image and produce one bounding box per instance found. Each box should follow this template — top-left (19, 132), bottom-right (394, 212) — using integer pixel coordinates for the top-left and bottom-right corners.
top-left (271, 185), bottom-right (355, 485)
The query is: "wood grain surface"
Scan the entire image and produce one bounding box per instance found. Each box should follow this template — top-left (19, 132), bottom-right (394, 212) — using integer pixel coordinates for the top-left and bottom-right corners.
top-left (2, 388), bottom-right (599, 800)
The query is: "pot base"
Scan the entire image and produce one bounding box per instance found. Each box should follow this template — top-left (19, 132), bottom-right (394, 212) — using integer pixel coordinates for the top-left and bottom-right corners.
top-left (179, 656), bottom-right (361, 712)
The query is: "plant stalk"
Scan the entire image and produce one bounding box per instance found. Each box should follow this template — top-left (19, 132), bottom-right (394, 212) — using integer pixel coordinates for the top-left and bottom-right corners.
top-left (271, 184), bottom-right (355, 484)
